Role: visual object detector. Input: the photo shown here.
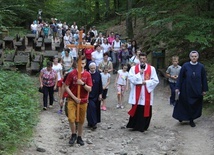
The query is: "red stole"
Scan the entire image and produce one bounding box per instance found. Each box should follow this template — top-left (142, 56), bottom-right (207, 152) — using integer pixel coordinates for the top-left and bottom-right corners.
top-left (128, 64), bottom-right (151, 117)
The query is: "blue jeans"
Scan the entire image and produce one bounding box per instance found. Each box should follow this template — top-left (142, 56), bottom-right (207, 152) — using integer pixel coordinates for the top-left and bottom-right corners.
top-left (32, 30), bottom-right (37, 34)
top-left (169, 82), bottom-right (176, 105)
top-left (111, 52), bottom-right (119, 72)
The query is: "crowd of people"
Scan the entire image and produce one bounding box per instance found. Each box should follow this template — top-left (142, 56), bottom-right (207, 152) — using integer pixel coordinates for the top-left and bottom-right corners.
top-left (30, 18), bottom-right (80, 43)
top-left (38, 20), bottom-right (208, 146)
top-left (30, 18), bottom-right (140, 72)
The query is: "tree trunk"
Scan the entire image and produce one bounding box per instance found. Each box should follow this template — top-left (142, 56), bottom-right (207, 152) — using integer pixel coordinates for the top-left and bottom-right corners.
top-left (95, 0), bottom-right (101, 21)
top-left (88, 0), bottom-right (92, 24)
top-left (105, 0), bottom-right (110, 19)
top-left (114, 0), bottom-right (116, 12)
top-left (144, 16), bottom-right (147, 27)
top-left (207, 0), bottom-right (211, 11)
top-left (134, 15), bottom-right (136, 28)
top-left (114, 0), bottom-right (119, 11)
top-left (126, 0), bottom-right (134, 39)
top-left (82, 0), bottom-right (87, 27)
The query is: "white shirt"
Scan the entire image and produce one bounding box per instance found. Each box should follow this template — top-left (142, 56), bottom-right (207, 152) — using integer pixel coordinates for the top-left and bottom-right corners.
top-left (95, 37), bottom-right (104, 44)
top-left (70, 48), bottom-right (77, 58)
top-left (117, 70), bottom-right (129, 85)
top-left (57, 23), bottom-right (62, 29)
top-left (62, 56), bottom-right (73, 71)
top-left (91, 50), bottom-right (104, 66)
top-left (100, 72), bottom-right (111, 88)
top-left (92, 30), bottom-right (98, 37)
top-left (129, 55), bottom-right (140, 65)
top-left (61, 51), bottom-right (73, 58)
top-left (63, 24), bottom-right (68, 30)
top-left (101, 43), bottom-right (111, 53)
top-left (71, 25), bottom-right (78, 30)
top-left (52, 63), bottom-right (63, 81)
top-left (31, 24), bottom-right (37, 31)
top-left (112, 40), bottom-right (121, 52)
top-left (64, 35), bottom-right (72, 48)
top-left (128, 64), bottom-right (159, 105)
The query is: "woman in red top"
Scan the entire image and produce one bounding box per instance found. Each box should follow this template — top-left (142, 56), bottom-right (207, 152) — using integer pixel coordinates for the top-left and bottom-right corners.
top-left (84, 47), bottom-right (94, 70)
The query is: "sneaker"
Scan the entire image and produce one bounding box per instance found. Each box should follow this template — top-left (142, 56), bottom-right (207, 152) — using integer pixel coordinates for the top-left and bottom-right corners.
top-left (116, 104), bottom-right (120, 109)
top-left (57, 109), bottom-right (62, 114)
top-left (102, 106), bottom-right (107, 111)
top-left (49, 105), bottom-right (53, 108)
top-left (69, 134), bottom-right (77, 145)
top-left (43, 107), bottom-right (47, 110)
top-left (77, 136), bottom-right (84, 146)
top-left (120, 105), bottom-right (124, 109)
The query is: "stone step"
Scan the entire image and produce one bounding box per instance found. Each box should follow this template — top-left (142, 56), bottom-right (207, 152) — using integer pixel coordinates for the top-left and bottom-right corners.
top-left (30, 61), bottom-right (41, 71)
top-left (14, 55), bottom-right (29, 63)
top-left (43, 50), bottom-right (58, 57)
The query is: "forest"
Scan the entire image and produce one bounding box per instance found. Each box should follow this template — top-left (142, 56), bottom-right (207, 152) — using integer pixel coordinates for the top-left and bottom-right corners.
top-left (0, 1), bottom-right (214, 153)
top-left (0, 0), bottom-right (214, 51)
top-left (1, 0), bottom-right (213, 103)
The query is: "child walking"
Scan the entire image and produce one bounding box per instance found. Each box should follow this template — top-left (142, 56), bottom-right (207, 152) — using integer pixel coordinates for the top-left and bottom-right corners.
top-left (100, 65), bottom-right (111, 111)
top-left (114, 64), bottom-right (129, 109)
top-left (166, 56), bottom-right (181, 106)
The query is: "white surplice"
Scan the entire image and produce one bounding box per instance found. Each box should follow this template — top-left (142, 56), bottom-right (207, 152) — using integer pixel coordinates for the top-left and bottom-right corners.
top-left (128, 64), bottom-right (159, 105)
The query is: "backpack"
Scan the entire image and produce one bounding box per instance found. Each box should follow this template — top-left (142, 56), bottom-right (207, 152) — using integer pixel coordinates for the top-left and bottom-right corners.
top-left (112, 40), bottom-right (121, 47)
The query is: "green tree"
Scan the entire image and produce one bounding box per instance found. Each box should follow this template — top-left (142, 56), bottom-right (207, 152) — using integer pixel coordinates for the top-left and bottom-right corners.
top-left (126, 0), bottom-right (133, 39)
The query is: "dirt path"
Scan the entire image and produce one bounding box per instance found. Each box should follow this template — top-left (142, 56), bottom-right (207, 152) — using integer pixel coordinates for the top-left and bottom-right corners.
top-left (18, 75), bottom-right (214, 155)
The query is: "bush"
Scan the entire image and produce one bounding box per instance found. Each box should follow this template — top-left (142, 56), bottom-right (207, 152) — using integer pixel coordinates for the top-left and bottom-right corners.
top-left (0, 70), bottom-right (40, 154)
top-left (202, 59), bottom-right (214, 114)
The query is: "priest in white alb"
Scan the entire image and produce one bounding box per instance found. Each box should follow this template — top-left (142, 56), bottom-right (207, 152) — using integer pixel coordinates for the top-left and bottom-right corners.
top-left (126, 52), bottom-right (159, 132)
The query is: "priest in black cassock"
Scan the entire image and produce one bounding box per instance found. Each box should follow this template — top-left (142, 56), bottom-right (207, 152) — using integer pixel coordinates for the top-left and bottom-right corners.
top-left (87, 62), bottom-right (103, 130)
top-left (173, 51), bottom-right (208, 127)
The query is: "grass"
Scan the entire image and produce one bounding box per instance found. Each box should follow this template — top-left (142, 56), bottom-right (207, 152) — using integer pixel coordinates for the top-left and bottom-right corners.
top-left (201, 58), bottom-right (214, 115)
top-left (203, 102), bottom-right (214, 115)
top-left (0, 70), bottom-right (40, 154)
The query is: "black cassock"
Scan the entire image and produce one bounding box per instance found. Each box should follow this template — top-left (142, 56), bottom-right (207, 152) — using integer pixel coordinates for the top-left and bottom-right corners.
top-left (173, 62), bottom-right (208, 121)
top-left (87, 70), bottom-right (103, 127)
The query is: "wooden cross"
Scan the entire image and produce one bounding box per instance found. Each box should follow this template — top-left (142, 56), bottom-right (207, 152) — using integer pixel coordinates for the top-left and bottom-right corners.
top-left (67, 30), bottom-right (94, 122)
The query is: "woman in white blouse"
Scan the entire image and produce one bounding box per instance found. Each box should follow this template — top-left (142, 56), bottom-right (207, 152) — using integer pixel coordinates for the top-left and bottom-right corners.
top-left (101, 38), bottom-right (111, 54)
top-left (91, 45), bottom-right (104, 67)
top-left (129, 49), bottom-right (141, 66)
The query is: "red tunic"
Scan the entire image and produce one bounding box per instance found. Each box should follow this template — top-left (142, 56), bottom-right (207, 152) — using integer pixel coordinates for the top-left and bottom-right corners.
top-left (65, 69), bottom-right (93, 103)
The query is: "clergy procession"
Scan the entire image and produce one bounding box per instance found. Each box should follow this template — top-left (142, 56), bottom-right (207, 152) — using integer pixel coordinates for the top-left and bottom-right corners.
top-left (38, 19), bottom-right (208, 147)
